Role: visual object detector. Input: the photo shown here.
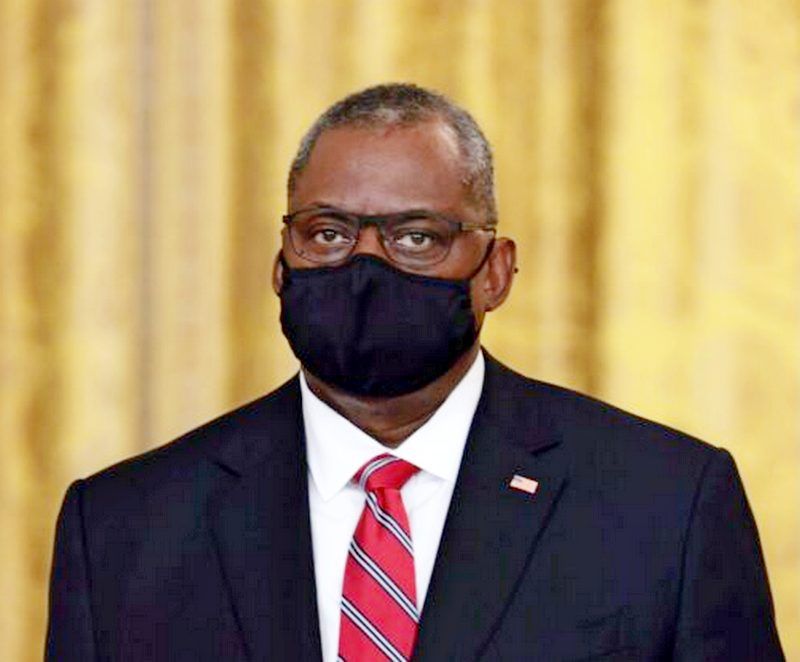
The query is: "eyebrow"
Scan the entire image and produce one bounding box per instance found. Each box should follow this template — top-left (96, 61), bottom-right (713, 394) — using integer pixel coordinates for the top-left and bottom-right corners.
top-left (297, 205), bottom-right (466, 223)
top-left (298, 201), bottom-right (459, 218)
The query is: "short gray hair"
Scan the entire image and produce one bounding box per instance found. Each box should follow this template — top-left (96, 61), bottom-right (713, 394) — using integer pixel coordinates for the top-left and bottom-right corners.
top-left (287, 83), bottom-right (497, 223)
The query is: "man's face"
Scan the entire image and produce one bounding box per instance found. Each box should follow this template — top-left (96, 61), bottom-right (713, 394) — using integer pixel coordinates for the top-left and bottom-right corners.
top-left (274, 118), bottom-right (515, 326)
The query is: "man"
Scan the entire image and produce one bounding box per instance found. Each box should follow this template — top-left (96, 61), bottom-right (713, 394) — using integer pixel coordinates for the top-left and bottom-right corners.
top-left (47, 83), bottom-right (783, 661)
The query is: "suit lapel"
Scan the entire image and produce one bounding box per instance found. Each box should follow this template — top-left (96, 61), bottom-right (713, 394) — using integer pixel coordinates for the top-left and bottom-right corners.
top-left (414, 356), bottom-right (569, 661)
top-left (206, 379), bottom-right (322, 662)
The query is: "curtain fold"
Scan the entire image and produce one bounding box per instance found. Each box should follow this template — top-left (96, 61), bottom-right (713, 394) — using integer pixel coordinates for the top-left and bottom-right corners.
top-left (1, 1), bottom-right (797, 658)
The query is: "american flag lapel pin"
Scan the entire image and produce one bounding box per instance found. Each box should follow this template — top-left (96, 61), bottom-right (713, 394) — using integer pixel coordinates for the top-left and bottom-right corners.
top-left (509, 474), bottom-right (539, 496)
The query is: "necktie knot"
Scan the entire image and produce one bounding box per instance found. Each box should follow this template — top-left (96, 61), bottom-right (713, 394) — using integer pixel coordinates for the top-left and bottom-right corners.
top-left (355, 454), bottom-right (419, 492)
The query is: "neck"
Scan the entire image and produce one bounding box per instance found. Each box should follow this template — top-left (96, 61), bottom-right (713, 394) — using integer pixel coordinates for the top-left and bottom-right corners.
top-left (302, 342), bottom-right (481, 448)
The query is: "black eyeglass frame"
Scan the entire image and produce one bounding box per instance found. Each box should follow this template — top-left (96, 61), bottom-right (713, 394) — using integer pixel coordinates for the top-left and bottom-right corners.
top-left (282, 205), bottom-right (496, 268)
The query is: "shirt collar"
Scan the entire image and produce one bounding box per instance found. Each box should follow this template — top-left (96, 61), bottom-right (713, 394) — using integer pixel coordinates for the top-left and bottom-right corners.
top-left (301, 351), bottom-right (485, 501)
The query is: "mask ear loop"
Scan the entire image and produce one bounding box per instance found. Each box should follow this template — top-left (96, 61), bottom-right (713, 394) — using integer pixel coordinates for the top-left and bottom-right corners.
top-left (277, 251), bottom-right (291, 289)
top-left (465, 235), bottom-right (496, 280)
top-left (462, 235), bottom-right (497, 340)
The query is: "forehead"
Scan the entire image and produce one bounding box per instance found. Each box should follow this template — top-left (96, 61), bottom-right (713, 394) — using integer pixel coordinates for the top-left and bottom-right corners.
top-left (291, 120), bottom-right (473, 216)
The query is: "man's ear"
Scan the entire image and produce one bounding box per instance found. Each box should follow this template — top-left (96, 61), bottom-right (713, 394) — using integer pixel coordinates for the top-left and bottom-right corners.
top-left (482, 237), bottom-right (516, 311)
top-left (272, 252), bottom-right (284, 295)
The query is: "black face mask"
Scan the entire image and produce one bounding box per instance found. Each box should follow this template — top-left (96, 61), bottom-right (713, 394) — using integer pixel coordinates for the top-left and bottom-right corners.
top-left (279, 253), bottom-right (486, 397)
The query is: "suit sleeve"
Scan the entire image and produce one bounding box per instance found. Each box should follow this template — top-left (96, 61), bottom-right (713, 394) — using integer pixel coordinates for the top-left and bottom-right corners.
top-left (672, 449), bottom-right (784, 661)
top-left (45, 480), bottom-right (96, 661)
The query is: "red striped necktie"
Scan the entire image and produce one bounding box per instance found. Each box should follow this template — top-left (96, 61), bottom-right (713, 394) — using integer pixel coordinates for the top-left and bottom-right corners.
top-left (338, 454), bottom-right (421, 662)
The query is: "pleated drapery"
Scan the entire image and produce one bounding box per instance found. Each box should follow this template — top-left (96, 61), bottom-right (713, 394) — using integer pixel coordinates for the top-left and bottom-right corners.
top-left (1, 1), bottom-right (798, 658)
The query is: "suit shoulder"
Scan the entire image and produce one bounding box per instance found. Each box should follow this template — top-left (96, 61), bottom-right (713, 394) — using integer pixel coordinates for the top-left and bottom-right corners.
top-left (80, 376), bottom-right (300, 494)
top-left (486, 356), bottom-right (722, 470)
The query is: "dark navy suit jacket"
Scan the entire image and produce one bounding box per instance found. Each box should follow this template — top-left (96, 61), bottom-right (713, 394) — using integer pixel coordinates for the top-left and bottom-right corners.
top-left (46, 354), bottom-right (784, 660)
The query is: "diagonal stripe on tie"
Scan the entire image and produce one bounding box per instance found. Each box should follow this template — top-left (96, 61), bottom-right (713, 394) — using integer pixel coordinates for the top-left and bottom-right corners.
top-left (349, 540), bottom-right (419, 622)
top-left (338, 454), bottom-right (420, 661)
top-left (342, 563), bottom-right (419, 654)
top-left (364, 492), bottom-right (414, 553)
top-left (340, 598), bottom-right (407, 662)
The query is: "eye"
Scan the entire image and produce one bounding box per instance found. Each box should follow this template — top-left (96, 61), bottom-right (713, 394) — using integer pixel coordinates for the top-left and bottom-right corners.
top-left (394, 230), bottom-right (437, 250)
top-left (299, 211), bottom-right (357, 247)
top-left (311, 227), bottom-right (350, 245)
top-left (389, 214), bottom-right (451, 254)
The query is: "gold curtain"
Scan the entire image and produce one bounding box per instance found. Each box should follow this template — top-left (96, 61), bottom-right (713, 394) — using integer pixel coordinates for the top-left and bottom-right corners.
top-left (1, 1), bottom-right (798, 658)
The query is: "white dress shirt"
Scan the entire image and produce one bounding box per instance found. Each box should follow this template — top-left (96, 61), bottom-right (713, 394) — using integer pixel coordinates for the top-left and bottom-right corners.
top-left (301, 351), bottom-right (485, 662)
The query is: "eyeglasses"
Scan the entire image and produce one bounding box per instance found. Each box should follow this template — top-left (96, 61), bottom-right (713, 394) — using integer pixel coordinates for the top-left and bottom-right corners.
top-left (282, 206), bottom-right (495, 268)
